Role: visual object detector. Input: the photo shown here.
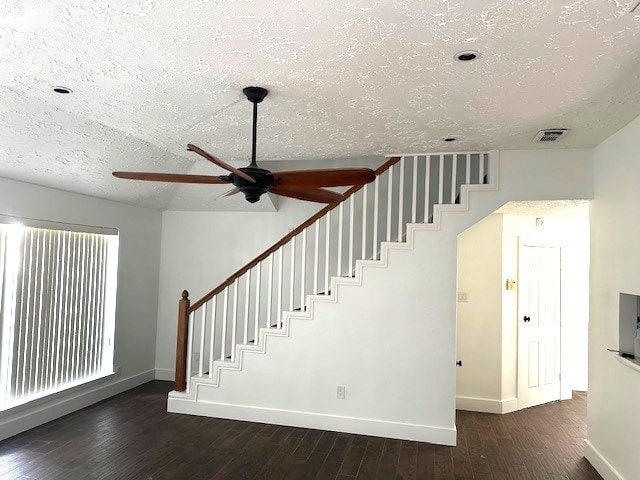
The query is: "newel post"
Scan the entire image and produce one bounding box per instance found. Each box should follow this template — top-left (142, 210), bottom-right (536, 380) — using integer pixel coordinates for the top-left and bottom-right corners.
top-left (174, 290), bottom-right (190, 392)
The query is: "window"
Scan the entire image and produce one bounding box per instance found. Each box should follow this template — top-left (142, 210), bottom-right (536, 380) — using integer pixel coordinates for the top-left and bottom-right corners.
top-left (0, 219), bottom-right (118, 411)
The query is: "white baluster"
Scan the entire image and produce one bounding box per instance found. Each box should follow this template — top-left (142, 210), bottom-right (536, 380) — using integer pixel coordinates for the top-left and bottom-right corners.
top-left (348, 195), bottom-right (355, 276)
top-left (254, 263), bottom-right (261, 345)
top-left (337, 203), bottom-right (344, 277)
top-left (277, 247), bottom-right (283, 328)
top-left (398, 157), bottom-right (405, 242)
top-left (479, 153), bottom-right (485, 184)
top-left (231, 279), bottom-right (238, 361)
top-left (373, 177), bottom-right (380, 259)
top-left (451, 154), bottom-right (457, 204)
top-left (289, 237), bottom-right (296, 311)
top-left (424, 156), bottom-right (431, 223)
top-left (386, 165), bottom-right (393, 242)
top-left (243, 271), bottom-right (250, 344)
top-left (361, 185), bottom-right (368, 260)
top-left (324, 211), bottom-right (331, 294)
top-left (185, 312), bottom-right (194, 393)
top-left (198, 303), bottom-right (206, 376)
top-left (220, 288), bottom-right (228, 361)
top-left (208, 296), bottom-right (216, 378)
top-left (465, 154), bottom-right (471, 185)
top-left (300, 229), bottom-right (307, 311)
top-left (313, 219), bottom-right (320, 294)
top-left (438, 155), bottom-right (444, 205)
top-left (267, 254), bottom-right (273, 328)
top-left (412, 155), bottom-right (418, 223)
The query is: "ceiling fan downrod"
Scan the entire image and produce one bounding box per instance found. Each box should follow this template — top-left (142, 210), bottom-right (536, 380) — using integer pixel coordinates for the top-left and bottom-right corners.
top-left (242, 86), bottom-right (268, 167)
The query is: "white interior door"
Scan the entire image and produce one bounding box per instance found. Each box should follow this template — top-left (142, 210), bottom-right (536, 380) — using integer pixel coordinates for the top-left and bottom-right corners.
top-left (517, 243), bottom-right (561, 409)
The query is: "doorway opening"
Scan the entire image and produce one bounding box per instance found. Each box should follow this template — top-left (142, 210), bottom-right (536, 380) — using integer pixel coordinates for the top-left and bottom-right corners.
top-left (455, 200), bottom-right (590, 413)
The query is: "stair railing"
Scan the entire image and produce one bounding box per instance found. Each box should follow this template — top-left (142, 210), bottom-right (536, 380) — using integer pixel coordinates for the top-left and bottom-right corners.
top-left (174, 152), bottom-right (492, 392)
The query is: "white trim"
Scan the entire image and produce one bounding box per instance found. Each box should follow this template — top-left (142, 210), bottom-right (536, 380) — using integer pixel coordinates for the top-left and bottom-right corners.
top-left (614, 353), bottom-right (640, 373)
top-left (168, 396), bottom-right (457, 446)
top-left (456, 396), bottom-right (518, 414)
top-left (155, 368), bottom-right (175, 381)
top-left (584, 440), bottom-right (625, 480)
top-left (0, 369), bottom-right (155, 441)
top-left (0, 213), bottom-right (118, 235)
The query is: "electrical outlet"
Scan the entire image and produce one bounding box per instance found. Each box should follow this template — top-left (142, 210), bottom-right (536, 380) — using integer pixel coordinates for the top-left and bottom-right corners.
top-left (336, 385), bottom-right (345, 399)
top-left (457, 292), bottom-right (468, 302)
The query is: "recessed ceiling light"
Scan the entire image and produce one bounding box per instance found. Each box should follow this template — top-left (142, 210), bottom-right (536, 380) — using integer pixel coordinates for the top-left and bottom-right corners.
top-left (443, 137), bottom-right (457, 142)
top-left (454, 50), bottom-right (480, 62)
top-left (52, 86), bottom-right (72, 94)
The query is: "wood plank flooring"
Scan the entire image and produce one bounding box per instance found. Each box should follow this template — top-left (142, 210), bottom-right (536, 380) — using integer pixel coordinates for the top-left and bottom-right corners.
top-left (0, 381), bottom-right (602, 479)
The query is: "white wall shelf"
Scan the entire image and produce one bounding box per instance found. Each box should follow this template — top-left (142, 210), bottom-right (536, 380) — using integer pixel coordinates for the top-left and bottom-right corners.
top-left (614, 353), bottom-right (640, 373)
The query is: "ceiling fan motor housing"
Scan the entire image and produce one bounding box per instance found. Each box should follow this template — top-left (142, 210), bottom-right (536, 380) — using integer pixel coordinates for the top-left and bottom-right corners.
top-left (232, 166), bottom-right (274, 203)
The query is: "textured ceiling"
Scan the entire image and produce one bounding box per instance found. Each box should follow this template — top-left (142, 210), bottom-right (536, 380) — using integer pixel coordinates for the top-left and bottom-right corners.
top-left (1, 0), bottom-right (639, 210)
top-left (496, 199), bottom-right (590, 217)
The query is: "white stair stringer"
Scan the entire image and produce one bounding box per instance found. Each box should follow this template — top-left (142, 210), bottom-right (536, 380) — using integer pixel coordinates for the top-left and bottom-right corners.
top-left (167, 157), bottom-right (501, 446)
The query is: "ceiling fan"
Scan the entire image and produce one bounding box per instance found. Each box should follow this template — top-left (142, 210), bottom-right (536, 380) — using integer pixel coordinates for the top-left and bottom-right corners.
top-left (113, 87), bottom-right (376, 204)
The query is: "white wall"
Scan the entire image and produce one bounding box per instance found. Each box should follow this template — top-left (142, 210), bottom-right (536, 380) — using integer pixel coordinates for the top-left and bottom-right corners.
top-left (0, 177), bottom-right (162, 440)
top-left (164, 149), bottom-right (593, 444)
top-left (456, 214), bottom-right (504, 405)
top-left (587, 114), bottom-right (640, 480)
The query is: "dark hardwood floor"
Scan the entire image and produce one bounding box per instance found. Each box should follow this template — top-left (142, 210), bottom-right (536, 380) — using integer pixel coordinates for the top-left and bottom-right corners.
top-left (0, 381), bottom-right (602, 480)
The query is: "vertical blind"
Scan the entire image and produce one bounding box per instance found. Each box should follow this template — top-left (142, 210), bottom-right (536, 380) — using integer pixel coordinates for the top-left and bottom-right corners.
top-left (0, 223), bottom-right (118, 410)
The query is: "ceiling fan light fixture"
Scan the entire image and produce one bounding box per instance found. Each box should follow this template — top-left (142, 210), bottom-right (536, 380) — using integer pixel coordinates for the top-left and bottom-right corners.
top-left (454, 50), bottom-right (480, 62)
top-left (52, 86), bottom-right (72, 94)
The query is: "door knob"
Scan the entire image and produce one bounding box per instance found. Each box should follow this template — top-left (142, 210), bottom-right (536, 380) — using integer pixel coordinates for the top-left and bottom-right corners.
top-left (523, 316), bottom-right (531, 322)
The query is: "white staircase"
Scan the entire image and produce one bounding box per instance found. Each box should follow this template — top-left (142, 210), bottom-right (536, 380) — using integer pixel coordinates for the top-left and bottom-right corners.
top-left (168, 151), bottom-right (498, 445)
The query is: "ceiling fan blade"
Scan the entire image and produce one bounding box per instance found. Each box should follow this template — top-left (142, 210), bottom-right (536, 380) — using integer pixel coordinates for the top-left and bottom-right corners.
top-left (270, 186), bottom-right (345, 204)
top-left (113, 171), bottom-right (231, 184)
top-left (215, 187), bottom-right (241, 200)
top-left (272, 168), bottom-right (376, 188)
top-left (186, 144), bottom-right (256, 183)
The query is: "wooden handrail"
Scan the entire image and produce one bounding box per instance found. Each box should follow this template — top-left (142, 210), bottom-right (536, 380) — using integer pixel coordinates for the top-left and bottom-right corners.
top-left (187, 156), bottom-right (402, 313)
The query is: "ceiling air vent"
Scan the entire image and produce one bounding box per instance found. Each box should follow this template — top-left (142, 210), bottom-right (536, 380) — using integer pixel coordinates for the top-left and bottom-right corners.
top-left (533, 129), bottom-right (569, 144)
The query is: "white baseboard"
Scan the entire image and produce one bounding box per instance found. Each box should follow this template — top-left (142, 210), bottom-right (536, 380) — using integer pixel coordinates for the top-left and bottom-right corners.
top-left (0, 369), bottom-right (155, 441)
top-left (456, 396), bottom-right (518, 414)
top-left (584, 440), bottom-right (625, 480)
top-left (168, 396), bottom-right (457, 446)
top-left (155, 368), bottom-right (174, 381)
